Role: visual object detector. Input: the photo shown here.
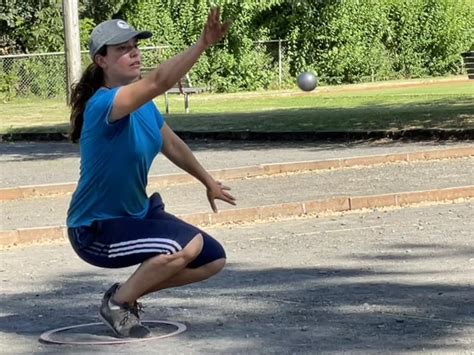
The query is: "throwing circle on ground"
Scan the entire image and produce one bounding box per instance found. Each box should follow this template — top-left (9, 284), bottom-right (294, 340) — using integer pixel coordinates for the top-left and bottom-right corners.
top-left (39, 320), bottom-right (187, 345)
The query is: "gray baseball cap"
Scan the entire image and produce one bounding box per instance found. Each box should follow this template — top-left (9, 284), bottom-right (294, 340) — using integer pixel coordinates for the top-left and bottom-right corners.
top-left (89, 19), bottom-right (152, 60)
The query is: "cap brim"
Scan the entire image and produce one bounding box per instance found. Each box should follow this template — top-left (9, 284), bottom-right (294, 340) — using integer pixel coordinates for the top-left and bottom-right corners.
top-left (105, 30), bottom-right (152, 46)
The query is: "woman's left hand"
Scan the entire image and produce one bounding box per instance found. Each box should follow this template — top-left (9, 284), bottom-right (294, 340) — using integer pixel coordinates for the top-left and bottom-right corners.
top-left (206, 180), bottom-right (236, 213)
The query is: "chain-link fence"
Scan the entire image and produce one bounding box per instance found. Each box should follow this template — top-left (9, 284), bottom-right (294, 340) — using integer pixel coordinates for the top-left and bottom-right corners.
top-left (0, 52), bottom-right (66, 98)
top-left (253, 40), bottom-right (293, 89)
top-left (0, 40), bottom-right (291, 99)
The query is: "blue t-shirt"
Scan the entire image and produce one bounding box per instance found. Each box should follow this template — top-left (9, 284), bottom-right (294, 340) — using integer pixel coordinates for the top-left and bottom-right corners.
top-left (67, 87), bottom-right (165, 228)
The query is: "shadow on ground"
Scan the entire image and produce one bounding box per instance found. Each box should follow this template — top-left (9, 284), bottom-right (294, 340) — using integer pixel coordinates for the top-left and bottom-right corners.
top-left (0, 138), bottom-right (470, 163)
top-left (0, 141), bottom-right (80, 162)
top-left (0, 246), bottom-right (472, 353)
top-left (352, 242), bottom-right (474, 261)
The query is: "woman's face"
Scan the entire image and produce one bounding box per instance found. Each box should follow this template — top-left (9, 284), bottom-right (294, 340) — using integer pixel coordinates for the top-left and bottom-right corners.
top-left (96, 38), bottom-right (142, 84)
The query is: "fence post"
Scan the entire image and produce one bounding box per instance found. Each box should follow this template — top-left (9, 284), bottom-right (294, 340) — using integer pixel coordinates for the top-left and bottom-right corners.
top-left (62, 0), bottom-right (81, 104)
top-left (278, 39), bottom-right (282, 88)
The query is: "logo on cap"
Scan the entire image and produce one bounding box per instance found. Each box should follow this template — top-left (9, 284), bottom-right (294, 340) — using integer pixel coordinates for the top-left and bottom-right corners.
top-left (117, 20), bottom-right (130, 29)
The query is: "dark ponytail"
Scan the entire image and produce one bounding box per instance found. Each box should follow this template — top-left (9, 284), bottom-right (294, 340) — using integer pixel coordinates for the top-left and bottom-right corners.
top-left (69, 47), bottom-right (107, 143)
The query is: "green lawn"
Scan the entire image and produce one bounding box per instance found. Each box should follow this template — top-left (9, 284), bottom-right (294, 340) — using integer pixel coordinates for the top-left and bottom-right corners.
top-left (1, 78), bottom-right (473, 134)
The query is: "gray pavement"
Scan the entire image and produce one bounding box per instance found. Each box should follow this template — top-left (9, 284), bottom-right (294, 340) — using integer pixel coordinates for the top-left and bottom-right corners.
top-left (0, 201), bottom-right (473, 354)
top-left (1, 157), bottom-right (473, 230)
top-left (1, 140), bottom-right (473, 187)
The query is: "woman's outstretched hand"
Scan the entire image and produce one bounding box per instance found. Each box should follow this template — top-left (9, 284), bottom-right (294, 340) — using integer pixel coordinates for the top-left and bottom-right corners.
top-left (200, 7), bottom-right (231, 49)
top-left (207, 180), bottom-right (236, 213)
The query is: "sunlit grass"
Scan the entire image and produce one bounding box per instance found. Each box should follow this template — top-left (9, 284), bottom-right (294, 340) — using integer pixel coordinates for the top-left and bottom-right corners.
top-left (1, 78), bottom-right (472, 134)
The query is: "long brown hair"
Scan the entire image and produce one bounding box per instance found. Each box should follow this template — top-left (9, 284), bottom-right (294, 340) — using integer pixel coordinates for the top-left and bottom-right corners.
top-left (69, 47), bottom-right (107, 143)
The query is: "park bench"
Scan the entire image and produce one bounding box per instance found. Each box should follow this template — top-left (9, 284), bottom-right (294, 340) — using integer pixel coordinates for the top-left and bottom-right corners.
top-left (461, 50), bottom-right (474, 80)
top-left (141, 67), bottom-right (206, 113)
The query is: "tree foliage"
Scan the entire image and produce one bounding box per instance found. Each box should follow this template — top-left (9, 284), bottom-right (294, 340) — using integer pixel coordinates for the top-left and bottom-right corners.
top-left (257, 0), bottom-right (473, 83)
top-left (0, 0), bottom-right (61, 53)
top-left (0, 0), bottom-right (473, 93)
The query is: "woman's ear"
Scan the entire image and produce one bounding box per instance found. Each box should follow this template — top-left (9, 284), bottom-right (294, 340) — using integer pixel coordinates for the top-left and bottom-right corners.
top-left (95, 55), bottom-right (107, 69)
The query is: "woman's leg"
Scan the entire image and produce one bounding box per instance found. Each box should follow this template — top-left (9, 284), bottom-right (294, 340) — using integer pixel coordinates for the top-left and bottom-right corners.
top-left (116, 194), bottom-right (227, 299)
top-left (96, 232), bottom-right (209, 338)
top-left (113, 233), bottom-right (204, 305)
top-left (113, 231), bottom-right (227, 303)
top-left (74, 214), bottom-right (226, 306)
top-left (137, 258), bottom-right (226, 298)
top-left (70, 201), bottom-right (226, 338)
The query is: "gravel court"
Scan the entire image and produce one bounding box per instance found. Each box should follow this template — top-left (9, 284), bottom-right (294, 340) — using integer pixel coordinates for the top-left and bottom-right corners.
top-left (1, 157), bottom-right (473, 230)
top-left (1, 140), bottom-right (472, 187)
top-left (0, 201), bottom-right (473, 354)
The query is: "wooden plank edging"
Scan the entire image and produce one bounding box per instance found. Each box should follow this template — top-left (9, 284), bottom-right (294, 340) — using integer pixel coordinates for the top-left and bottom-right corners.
top-left (1, 185), bottom-right (472, 248)
top-left (1, 146), bottom-right (472, 201)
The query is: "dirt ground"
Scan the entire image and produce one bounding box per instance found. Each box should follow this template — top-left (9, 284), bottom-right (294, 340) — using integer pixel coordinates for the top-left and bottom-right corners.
top-left (0, 201), bottom-right (473, 354)
top-left (1, 139), bottom-right (473, 353)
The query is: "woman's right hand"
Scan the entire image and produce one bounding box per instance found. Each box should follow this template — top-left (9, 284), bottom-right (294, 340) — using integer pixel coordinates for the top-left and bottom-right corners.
top-left (199, 7), bottom-right (231, 49)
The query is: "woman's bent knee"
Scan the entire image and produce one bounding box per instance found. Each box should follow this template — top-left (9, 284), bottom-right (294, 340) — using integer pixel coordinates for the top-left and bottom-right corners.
top-left (187, 233), bottom-right (226, 269)
top-left (209, 258), bottom-right (226, 274)
top-left (181, 233), bottom-right (204, 262)
top-left (145, 234), bottom-right (203, 269)
top-left (200, 258), bottom-right (226, 280)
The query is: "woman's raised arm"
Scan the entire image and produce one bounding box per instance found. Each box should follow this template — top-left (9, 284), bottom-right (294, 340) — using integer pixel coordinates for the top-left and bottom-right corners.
top-left (110, 8), bottom-right (230, 122)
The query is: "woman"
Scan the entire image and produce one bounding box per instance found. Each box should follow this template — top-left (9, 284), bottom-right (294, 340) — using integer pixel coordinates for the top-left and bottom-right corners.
top-left (67, 8), bottom-right (234, 338)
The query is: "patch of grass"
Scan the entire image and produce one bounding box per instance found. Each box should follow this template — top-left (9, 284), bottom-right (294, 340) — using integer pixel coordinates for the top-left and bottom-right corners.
top-left (1, 98), bottom-right (69, 133)
top-left (1, 79), bottom-right (473, 134)
top-left (166, 98), bottom-right (474, 132)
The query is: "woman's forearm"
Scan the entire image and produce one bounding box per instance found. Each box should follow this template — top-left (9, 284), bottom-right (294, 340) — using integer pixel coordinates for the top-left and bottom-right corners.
top-left (164, 137), bottom-right (214, 188)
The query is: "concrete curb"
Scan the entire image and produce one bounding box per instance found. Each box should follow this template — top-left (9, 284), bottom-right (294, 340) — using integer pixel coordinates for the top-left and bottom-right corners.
top-left (1, 146), bottom-right (473, 201)
top-left (1, 128), bottom-right (474, 143)
top-left (174, 129), bottom-right (474, 142)
top-left (1, 185), bottom-right (472, 248)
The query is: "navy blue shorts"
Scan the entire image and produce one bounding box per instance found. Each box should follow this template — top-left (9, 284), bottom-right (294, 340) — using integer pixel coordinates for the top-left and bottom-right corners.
top-left (67, 193), bottom-right (225, 269)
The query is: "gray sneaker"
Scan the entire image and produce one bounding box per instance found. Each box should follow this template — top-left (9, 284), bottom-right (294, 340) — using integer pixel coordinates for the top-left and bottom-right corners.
top-left (98, 283), bottom-right (151, 338)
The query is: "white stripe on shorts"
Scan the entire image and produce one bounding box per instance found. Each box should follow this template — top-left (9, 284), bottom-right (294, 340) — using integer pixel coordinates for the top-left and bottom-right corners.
top-left (109, 243), bottom-right (178, 254)
top-left (87, 245), bottom-right (104, 252)
top-left (109, 248), bottom-right (172, 258)
top-left (109, 237), bottom-right (183, 251)
top-left (83, 247), bottom-right (107, 257)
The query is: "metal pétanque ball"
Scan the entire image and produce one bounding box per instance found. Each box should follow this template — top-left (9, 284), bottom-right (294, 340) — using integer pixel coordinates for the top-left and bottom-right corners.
top-left (297, 72), bottom-right (318, 92)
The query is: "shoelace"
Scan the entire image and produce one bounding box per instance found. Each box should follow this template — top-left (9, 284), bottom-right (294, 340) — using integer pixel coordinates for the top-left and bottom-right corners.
top-left (118, 301), bottom-right (145, 327)
top-left (131, 301), bottom-right (145, 318)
